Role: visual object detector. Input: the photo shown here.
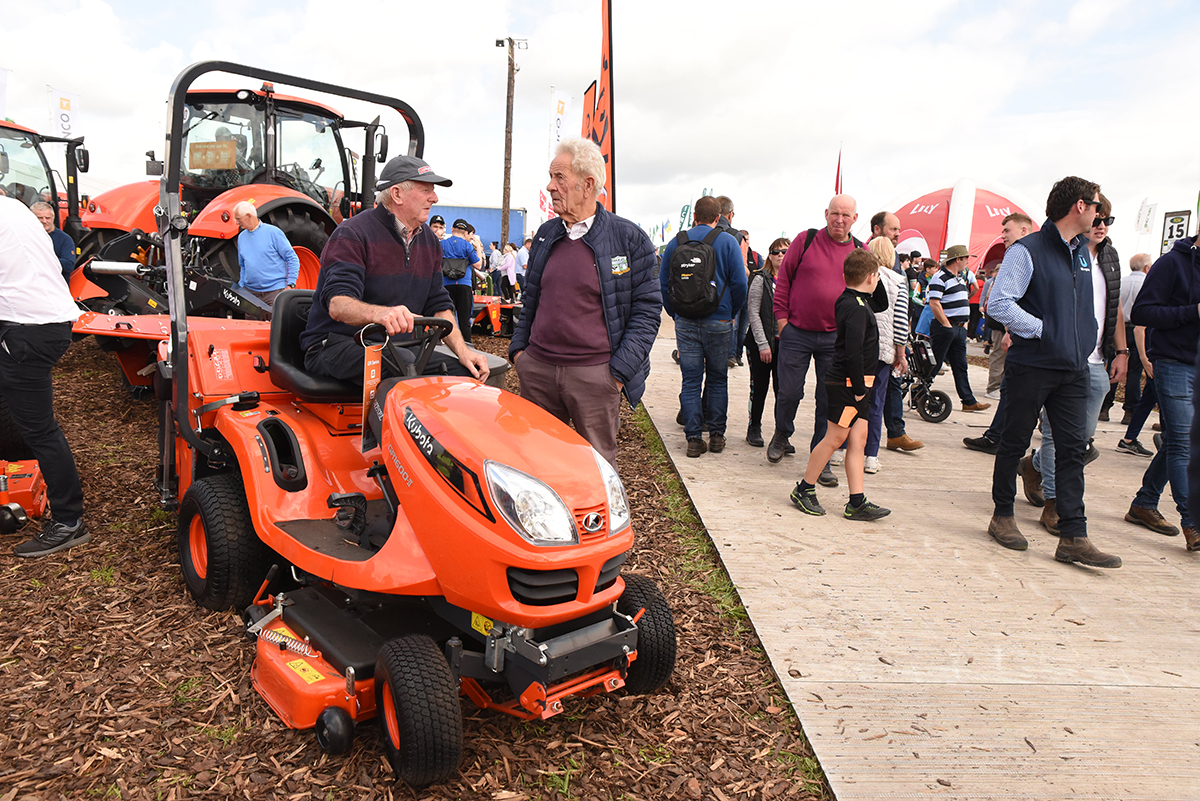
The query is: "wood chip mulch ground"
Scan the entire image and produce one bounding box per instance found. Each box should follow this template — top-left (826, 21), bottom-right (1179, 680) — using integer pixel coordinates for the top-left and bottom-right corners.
top-left (0, 334), bottom-right (832, 801)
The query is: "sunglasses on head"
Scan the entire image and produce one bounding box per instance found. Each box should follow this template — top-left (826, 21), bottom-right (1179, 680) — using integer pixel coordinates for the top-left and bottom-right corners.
top-left (1093, 216), bottom-right (1114, 227)
top-left (769, 249), bottom-right (786, 255)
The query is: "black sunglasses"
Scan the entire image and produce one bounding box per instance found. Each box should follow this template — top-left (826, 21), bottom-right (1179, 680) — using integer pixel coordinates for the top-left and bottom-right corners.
top-left (769, 249), bottom-right (786, 255)
top-left (1093, 216), bottom-right (1114, 227)
top-left (1081, 199), bottom-right (1100, 208)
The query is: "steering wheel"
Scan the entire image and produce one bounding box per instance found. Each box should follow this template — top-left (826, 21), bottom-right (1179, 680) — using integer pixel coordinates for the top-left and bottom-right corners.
top-left (356, 316), bottom-right (454, 378)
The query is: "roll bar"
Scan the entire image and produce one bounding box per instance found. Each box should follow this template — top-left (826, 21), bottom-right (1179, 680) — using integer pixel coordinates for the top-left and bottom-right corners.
top-left (158, 61), bottom-right (425, 460)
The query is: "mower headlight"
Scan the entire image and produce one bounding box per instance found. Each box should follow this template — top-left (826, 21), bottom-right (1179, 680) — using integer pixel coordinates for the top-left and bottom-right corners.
top-left (485, 461), bottom-right (577, 546)
top-left (594, 450), bottom-right (630, 534)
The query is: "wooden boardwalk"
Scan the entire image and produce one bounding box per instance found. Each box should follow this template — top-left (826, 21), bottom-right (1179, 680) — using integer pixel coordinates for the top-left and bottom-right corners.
top-left (642, 328), bottom-right (1200, 800)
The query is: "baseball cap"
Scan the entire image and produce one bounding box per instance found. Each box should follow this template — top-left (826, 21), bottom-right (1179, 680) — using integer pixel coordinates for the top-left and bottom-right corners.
top-left (430, 214), bottom-right (445, 226)
top-left (452, 218), bottom-right (470, 231)
top-left (375, 155), bottom-right (453, 191)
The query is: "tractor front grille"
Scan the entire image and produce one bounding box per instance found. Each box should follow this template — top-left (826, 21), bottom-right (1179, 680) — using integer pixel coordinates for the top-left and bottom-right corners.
top-left (507, 567), bottom-right (579, 606)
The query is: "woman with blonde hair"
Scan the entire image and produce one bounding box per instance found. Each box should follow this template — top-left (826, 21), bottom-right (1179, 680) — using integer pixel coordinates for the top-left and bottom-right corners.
top-left (861, 236), bottom-right (910, 472)
top-left (744, 236), bottom-right (789, 446)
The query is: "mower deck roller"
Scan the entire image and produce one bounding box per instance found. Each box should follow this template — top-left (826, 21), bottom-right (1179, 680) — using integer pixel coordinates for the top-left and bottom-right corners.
top-left (158, 63), bottom-right (676, 787)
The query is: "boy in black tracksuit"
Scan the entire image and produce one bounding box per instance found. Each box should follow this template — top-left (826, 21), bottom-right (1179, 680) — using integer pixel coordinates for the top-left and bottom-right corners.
top-left (791, 250), bottom-right (891, 520)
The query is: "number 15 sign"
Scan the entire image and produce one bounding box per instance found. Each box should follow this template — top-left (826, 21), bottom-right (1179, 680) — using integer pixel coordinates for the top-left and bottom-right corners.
top-left (1162, 211), bottom-right (1192, 255)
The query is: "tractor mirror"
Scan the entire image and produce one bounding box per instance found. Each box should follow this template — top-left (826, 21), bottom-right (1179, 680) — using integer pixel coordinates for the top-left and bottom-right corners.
top-left (376, 133), bottom-right (388, 163)
top-left (146, 150), bottom-right (163, 176)
top-left (75, 147), bottom-right (90, 173)
top-left (340, 196), bottom-right (351, 219)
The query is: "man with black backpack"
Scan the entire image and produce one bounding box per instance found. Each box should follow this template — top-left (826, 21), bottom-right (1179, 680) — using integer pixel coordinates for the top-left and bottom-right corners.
top-left (769, 195), bottom-right (863, 486)
top-left (660, 195), bottom-right (747, 458)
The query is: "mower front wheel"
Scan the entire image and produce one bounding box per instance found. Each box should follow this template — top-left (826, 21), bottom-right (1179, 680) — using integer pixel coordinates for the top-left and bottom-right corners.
top-left (918, 389), bottom-right (952, 423)
top-left (375, 634), bottom-right (463, 787)
top-left (177, 474), bottom-right (266, 611)
top-left (617, 574), bottom-right (677, 695)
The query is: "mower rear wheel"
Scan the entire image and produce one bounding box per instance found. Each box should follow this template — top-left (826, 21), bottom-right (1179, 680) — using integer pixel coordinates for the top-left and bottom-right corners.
top-left (0, 394), bottom-right (34, 462)
top-left (177, 474), bottom-right (266, 611)
top-left (616, 574), bottom-right (677, 695)
top-left (375, 634), bottom-right (463, 787)
top-left (918, 389), bottom-right (952, 423)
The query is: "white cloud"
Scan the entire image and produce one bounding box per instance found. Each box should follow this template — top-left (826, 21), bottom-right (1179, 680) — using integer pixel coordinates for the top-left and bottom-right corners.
top-left (1, 0), bottom-right (1196, 262)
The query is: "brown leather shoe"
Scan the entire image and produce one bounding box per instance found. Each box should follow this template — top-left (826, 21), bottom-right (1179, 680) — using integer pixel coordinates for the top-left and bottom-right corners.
top-left (1125, 505), bottom-right (1180, 536)
top-left (886, 434), bottom-right (925, 451)
top-left (709, 433), bottom-right (726, 453)
top-left (1055, 537), bottom-right (1122, 568)
top-left (988, 515), bottom-right (1028, 551)
top-left (1185, 528), bottom-right (1200, 551)
top-left (1040, 498), bottom-right (1060, 536)
top-left (1019, 454), bottom-right (1044, 507)
top-left (962, 401), bottom-right (991, 412)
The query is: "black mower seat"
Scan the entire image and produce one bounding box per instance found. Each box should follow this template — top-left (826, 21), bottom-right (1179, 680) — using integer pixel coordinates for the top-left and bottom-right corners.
top-left (269, 289), bottom-right (362, 403)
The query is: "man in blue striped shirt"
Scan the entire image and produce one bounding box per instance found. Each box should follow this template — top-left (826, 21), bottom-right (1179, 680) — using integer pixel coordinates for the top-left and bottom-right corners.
top-left (927, 245), bottom-right (989, 413)
top-left (984, 176), bottom-right (1121, 568)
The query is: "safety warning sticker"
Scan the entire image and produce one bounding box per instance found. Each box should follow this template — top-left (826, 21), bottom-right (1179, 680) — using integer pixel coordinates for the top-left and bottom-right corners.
top-left (471, 612), bottom-right (494, 636)
top-left (287, 658), bottom-right (325, 685)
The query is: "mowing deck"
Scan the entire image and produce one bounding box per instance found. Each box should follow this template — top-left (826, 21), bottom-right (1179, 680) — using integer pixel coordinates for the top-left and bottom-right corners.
top-left (642, 325), bottom-right (1200, 800)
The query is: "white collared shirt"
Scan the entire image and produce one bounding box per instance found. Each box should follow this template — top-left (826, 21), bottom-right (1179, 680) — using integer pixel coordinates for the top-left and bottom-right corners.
top-left (0, 197), bottom-right (81, 324)
top-left (563, 215), bottom-right (595, 241)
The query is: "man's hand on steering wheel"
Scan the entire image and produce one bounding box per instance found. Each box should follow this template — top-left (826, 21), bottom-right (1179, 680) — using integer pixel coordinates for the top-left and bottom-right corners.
top-left (377, 305), bottom-right (416, 335)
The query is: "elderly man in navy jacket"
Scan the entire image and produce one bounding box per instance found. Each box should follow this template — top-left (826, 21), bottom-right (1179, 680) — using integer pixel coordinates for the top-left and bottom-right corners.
top-left (510, 137), bottom-right (661, 469)
top-left (986, 176), bottom-right (1121, 568)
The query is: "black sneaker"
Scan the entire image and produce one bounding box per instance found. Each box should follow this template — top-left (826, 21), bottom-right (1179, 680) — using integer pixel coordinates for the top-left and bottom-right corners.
top-left (672, 349), bottom-right (680, 364)
top-left (1084, 441), bottom-right (1100, 465)
top-left (818, 466), bottom-right (839, 487)
top-left (1116, 438), bottom-right (1153, 458)
top-left (14, 518), bottom-right (90, 558)
top-left (784, 443), bottom-right (796, 455)
top-left (844, 499), bottom-right (891, 521)
top-left (963, 435), bottom-right (998, 454)
top-left (686, 438), bottom-right (707, 458)
top-left (790, 484), bottom-right (825, 516)
top-left (1154, 433), bottom-right (1163, 451)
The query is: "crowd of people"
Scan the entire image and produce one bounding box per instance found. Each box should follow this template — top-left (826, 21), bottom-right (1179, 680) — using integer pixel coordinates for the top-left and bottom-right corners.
top-left (6, 134), bottom-right (1200, 578)
top-left (657, 177), bottom-right (1200, 571)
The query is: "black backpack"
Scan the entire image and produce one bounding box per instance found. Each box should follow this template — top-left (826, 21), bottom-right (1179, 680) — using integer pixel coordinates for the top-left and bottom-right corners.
top-left (667, 228), bottom-right (726, 319)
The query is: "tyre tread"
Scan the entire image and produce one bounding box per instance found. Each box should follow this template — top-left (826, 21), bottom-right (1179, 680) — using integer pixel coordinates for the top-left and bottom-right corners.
top-left (616, 574), bottom-right (678, 695)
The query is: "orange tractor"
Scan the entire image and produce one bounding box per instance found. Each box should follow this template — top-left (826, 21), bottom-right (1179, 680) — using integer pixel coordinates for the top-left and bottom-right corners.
top-left (154, 62), bottom-right (676, 787)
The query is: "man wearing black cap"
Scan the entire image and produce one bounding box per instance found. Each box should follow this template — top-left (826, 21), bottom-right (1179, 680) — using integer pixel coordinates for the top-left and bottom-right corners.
top-left (429, 215), bottom-right (446, 239)
top-left (442, 218), bottom-right (482, 344)
top-left (300, 155), bottom-right (489, 382)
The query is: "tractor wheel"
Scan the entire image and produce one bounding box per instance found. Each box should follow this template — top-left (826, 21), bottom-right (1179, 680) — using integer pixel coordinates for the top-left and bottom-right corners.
top-left (176, 474), bottom-right (266, 611)
top-left (0, 395), bottom-right (34, 462)
top-left (375, 634), bottom-right (463, 787)
top-left (202, 207), bottom-right (330, 285)
top-left (616, 574), bottom-right (677, 695)
top-left (76, 228), bottom-right (122, 263)
top-left (919, 389), bottom-right (953, 423)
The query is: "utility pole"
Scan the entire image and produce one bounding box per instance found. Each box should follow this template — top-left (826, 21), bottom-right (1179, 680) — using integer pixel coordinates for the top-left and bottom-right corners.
top-left (496, 37), bottom-right (527, 249)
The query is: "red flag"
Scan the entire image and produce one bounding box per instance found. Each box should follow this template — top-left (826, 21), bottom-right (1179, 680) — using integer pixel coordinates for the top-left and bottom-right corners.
top-left (581, 0), bottom-right (615, 211)
top-left (834, 147), bottom-right (842, 195)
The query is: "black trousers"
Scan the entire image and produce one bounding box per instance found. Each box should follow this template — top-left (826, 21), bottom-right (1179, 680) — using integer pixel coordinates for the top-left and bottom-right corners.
top-left (0, 322), bottom-right (84, 523)
top-left (745, 337), bottom-right (778, 429)
top-left (445, 284), bottom-right (474, 344)
top-left (991, 362), bottom-right (1089, 537)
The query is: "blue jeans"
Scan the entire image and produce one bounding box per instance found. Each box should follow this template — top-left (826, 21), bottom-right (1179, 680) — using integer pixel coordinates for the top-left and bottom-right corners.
top-left (773, 326), bottom-right (836, 449)
top-left (866, 361), bottom-right (892, 457)
top-left (930, 322), bottom-right (977, 404)
top-left (1034, 361), bottom-right (1109, 499)
top-left (677, 317), bottom-right (732, 440)
top-left (1125, 375), bottom-right (1157, 441)
top-left (1133, 358), bottom-right (1193, 528)
top-left (730, 302), bottom-right (749, 361)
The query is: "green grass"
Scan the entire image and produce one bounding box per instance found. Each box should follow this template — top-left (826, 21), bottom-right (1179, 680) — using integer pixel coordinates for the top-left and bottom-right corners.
top-left (541, 754), bottom-right (582, 797)
top-left (631, 407), bottom-right (748, 623)
top-left (172, 676), bottom-right (203, 707)
top-left (89, 566), bottom-right (116, 586)
top-left (205, 723), bottom-right (239, 745)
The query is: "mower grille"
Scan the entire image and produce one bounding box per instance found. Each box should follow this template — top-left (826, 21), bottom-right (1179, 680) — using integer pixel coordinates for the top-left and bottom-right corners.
top-left (507, 566), bottom-right (579, 606)
top-left (596, 551), bottom-right (627, 593)
top-left (573, 503), bottom-right (608, 544)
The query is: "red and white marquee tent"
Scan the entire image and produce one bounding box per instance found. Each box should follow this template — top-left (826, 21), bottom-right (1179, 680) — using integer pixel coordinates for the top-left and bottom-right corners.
top-left (878, 179), bottom-right (1041, 271)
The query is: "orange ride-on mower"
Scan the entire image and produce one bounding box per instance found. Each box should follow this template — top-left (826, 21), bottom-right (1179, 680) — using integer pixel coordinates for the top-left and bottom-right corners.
top-left (155, 63), bottom-right (677, 787)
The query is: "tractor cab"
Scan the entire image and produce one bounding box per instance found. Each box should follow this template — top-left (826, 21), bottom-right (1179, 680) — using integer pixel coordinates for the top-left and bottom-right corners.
top-left (179, 88), bottom-right (356, 221)
top-left (0, 120), bottom-right (88, 241)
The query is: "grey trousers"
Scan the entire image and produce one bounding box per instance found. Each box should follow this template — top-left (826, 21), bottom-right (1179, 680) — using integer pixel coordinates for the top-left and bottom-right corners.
top-left (515, 352), bottom-right (622, 468)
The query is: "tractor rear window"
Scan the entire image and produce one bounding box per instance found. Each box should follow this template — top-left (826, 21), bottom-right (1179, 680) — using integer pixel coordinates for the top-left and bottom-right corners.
top-left (0, 128), bottom-right (53, 208)
top-left (180, 101), bottom-right (264, 188)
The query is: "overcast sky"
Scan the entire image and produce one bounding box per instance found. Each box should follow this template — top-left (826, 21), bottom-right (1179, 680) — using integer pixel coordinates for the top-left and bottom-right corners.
top-left (3, 0), bottom-right (1198, 264)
